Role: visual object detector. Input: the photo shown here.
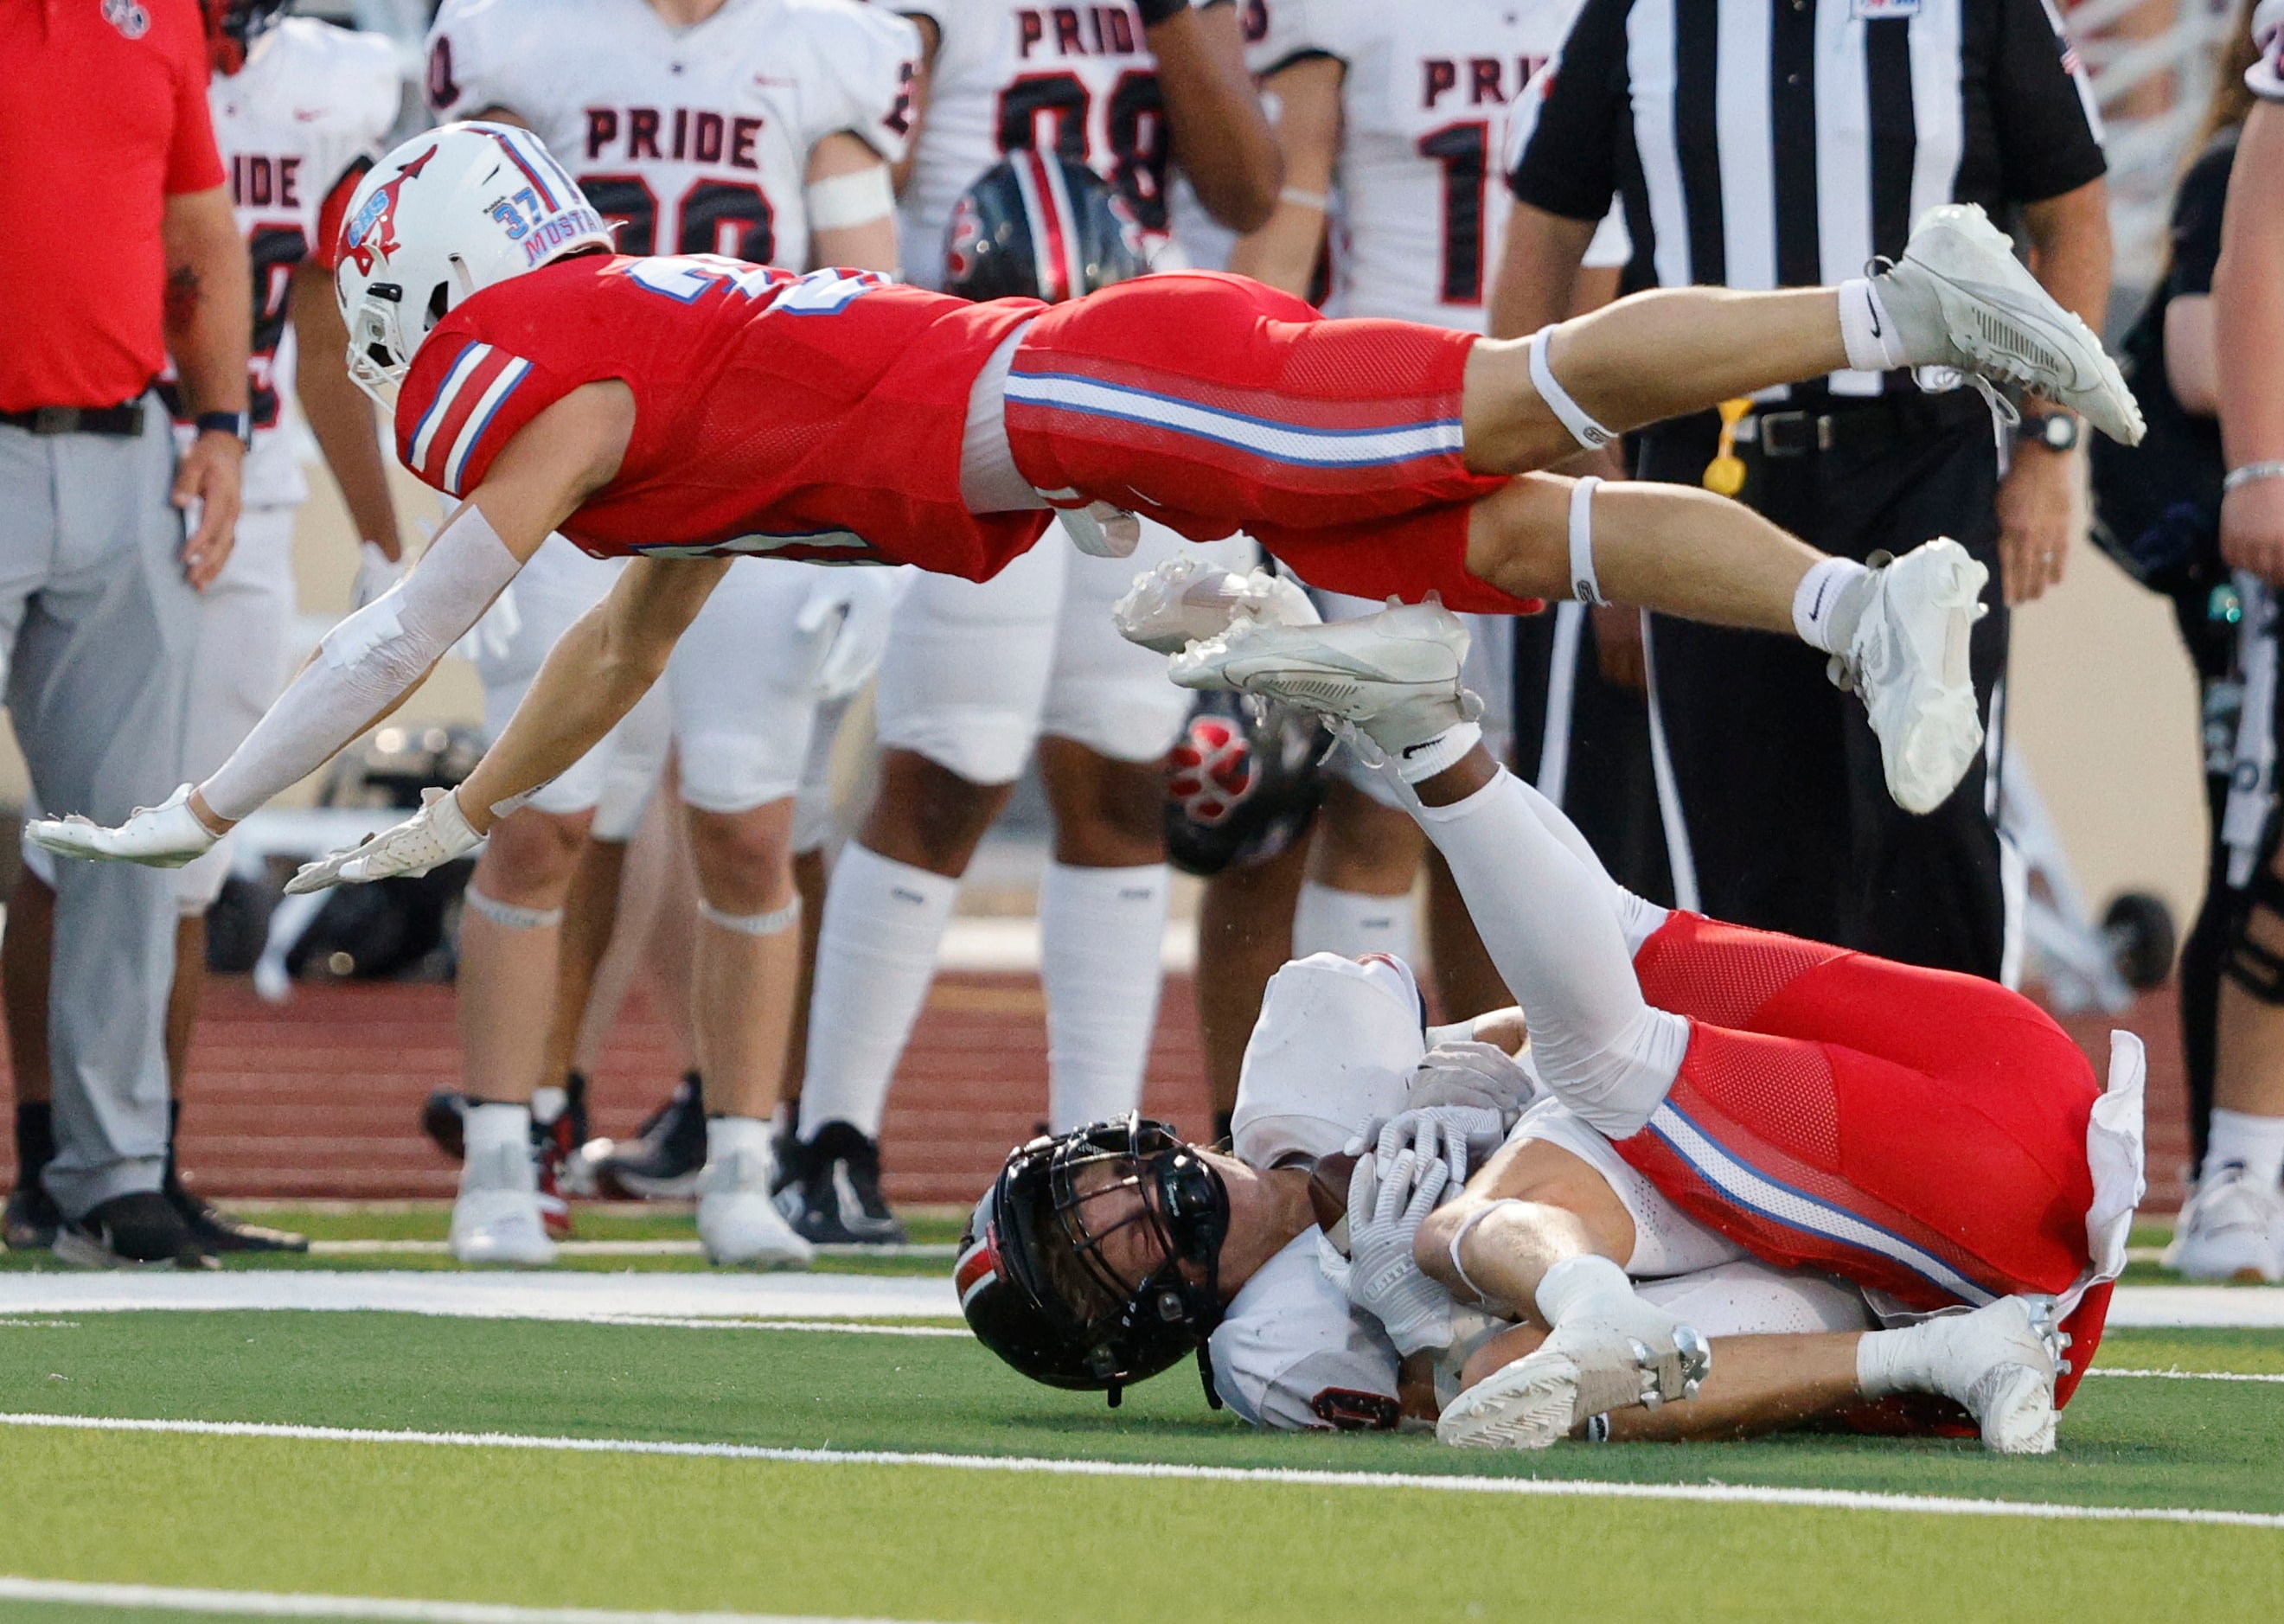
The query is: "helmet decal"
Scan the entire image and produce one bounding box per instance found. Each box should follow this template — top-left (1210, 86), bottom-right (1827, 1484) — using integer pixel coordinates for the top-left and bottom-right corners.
top-left (954, 1226), bottom-right (1001, 1310)
top-left (344, 144), bottom-right (438, 275)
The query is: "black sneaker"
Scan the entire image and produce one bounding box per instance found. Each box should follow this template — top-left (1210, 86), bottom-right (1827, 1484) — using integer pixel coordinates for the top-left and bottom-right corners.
top-left (168, 1186), bottom-right (310, 1254)
top-left (784, 1121), bottom-right (904, 1245)
top-left (421, 1088), bottom-right (470, 1161)
top-left (53, 1190), bottom-right (216, 1270)
top-left (595, 1073), bottom-right (707, 1199)
top-left (3, 1181), bottom-right (59, 1250)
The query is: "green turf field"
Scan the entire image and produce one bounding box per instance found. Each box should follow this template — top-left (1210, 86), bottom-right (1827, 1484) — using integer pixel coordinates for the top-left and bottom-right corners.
top-left (2, 1294), bottom-right (2281, 1624)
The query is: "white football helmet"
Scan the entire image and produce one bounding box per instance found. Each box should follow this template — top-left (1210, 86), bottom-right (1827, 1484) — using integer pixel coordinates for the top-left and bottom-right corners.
top-left (335, 122), bottom-right (611, 405)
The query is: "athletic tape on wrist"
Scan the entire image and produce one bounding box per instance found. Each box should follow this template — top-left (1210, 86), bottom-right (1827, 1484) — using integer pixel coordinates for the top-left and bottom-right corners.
top-left (1529, 325), bottom-right (1615, 451)
top-left (462, 885), bottom-right (565, 932)
top-left (698, 897), bottom-right (802, 937)
top-left (1568, 476), bottom-right (1607, 606)
top-left (804, 165), bottom-right (897, 232)
top-left (1277, 186), bottom-right (1330, 212)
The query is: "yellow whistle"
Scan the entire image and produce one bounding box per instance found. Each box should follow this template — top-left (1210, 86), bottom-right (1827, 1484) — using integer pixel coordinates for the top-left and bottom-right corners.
top-left (1702, 398), bottom-right (1750, 497)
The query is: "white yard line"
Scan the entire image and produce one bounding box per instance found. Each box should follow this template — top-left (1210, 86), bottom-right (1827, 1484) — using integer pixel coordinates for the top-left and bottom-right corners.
top-left (0, 1576), bottom-right (942, 1624)
top-left (2083, 1367), bottom-right (2284, 1384)
top-left (3, 1412), bottom-right (2281, 1531)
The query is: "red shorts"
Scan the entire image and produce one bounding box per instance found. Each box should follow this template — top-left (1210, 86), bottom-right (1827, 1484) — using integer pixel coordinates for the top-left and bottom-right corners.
top-left (1620, 914), bottom-right (2112, 1404)
top-left (1004, 273), bottom-right (1539, 615)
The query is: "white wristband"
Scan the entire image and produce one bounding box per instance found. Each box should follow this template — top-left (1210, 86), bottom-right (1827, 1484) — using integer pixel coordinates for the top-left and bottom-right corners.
top-left (1568, 476), bottom-right (1607, 606)
top-left (2224, 460), bottom-right (2284, 494)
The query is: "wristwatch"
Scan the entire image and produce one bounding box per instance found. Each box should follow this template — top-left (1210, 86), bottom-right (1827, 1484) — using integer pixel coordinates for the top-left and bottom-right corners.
top-left (2017, 412), bottom-right (2080, 452)
top-left (194, 409), bottom-right (253, 447)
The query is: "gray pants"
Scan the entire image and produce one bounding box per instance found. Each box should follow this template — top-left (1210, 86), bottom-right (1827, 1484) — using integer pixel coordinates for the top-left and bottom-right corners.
top-left (0, 399), bottom-right (199, 1217)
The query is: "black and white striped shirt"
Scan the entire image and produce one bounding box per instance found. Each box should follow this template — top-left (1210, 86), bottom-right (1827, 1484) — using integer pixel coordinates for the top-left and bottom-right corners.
top-left (1510, 0), bottom-right (2105, 398)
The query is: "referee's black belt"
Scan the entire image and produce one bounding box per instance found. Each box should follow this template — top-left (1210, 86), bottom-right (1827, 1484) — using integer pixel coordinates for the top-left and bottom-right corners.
top-left (0, 401), bottom-right (146, 437)
top-left (1733, 404), bottom-right (1910, 458)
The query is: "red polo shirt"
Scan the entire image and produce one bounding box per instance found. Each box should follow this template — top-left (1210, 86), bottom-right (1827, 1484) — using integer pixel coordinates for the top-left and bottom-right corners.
top-left (0, 0), bottom-right (226, 412)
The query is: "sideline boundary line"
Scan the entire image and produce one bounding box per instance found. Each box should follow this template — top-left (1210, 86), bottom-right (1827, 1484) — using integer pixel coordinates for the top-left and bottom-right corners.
top-left (0, 1576), bottom-right (937, 1623)
top-left (3, 1412), bottom-right (2280, 1531)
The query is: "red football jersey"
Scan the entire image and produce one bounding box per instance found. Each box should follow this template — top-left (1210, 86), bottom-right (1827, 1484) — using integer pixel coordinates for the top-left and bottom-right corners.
top-left (393, 253), bottom-right (1052, 578)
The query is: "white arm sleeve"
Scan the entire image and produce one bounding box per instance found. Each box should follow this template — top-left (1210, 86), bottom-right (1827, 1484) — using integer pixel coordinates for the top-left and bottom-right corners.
top-left (202, 506), bottom-right (523, 821)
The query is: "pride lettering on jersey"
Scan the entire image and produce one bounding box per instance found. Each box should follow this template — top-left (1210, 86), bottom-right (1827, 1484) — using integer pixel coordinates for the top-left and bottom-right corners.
top-left (1420, 55), bottom-right (1548, 110)
top-left (1015, 5), bottom-right (1144, 59)
top-left (582, 106), bottom-right (770, 170)
top-left (229, 153), bottom-right (304, 208)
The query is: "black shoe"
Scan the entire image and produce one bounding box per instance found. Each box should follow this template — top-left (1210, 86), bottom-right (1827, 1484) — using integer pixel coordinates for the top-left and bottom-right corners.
top-left (3, 1181), bottom-right (59, 1250)
top-left (784, 1122), bottom-right (904, 1245)
top-left (770, 1121), bottom-right (808, 1199)
top-left (167, 1185), bottom-right (309, 1254)
top-left (595, 1073), bottom-right (707, 1199)
top-left (53, 1191), bottom-right (216, 1269)
top-left (421, 1089), bottom-right (470, 1161)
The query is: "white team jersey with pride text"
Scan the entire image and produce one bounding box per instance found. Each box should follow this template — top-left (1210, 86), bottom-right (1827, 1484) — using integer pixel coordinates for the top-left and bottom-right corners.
top-left (426, 0), bottom-right (918, 276)
top-left (202, 16), bottom-right (400, 508)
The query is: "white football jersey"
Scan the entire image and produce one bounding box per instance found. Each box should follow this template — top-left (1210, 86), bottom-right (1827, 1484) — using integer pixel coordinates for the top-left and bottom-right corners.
top-left (426, 0), bottom-right (919, 273)
top-left (1283, 0), bottom-right (1588, 329)
top-left (894, 0), bottom-right (1219, 286)
top-left (202, 17), bottom-right (400, 508)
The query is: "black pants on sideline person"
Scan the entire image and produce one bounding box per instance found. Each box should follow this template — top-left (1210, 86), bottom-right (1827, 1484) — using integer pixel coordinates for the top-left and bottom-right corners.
top-left (1635, 391), bottom-right (2008, 979)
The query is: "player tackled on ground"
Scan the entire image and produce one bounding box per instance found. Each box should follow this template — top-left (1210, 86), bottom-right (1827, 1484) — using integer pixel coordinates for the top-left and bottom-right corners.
top-left (956, 588), bottom-right (2144, 1448)
top-left (37, 121), bottom-right (2140, 947)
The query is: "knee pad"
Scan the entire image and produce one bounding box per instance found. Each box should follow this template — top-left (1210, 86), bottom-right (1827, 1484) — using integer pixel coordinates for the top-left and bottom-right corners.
top-left (2223, 866), bottom-right (2284, 1004)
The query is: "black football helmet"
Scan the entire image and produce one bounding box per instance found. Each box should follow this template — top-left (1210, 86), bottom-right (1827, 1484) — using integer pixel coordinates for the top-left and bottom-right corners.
top-left (202, 0), bottom-right (292, 73)
top-left (1164, 692), bottom-right (1328, 877)
top-left (943, 150), bottom-right (1148, 305)
top-left (956, 1116), bottom-right (1229, 1407)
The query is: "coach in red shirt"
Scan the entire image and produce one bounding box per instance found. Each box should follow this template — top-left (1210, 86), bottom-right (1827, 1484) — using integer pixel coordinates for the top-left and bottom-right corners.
top-left (0, 0), bottom-right (250, 1264)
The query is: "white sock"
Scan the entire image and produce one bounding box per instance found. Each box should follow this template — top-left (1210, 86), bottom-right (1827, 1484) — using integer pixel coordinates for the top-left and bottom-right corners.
top-left (1790, 557), bottom-right (1875, 655)
top-left (1040, 860), bottom-right (1169, 1131)
top-left (1837, 278), bottom-right (1910, 372)
top-left (1855, 1325), bottom-right (1929, 1399)
top-left (796, 844), bottom-right (959, 1141)
top-left (1292, 879), bottom-right (1418, 964)
top-left (707, 1113), bottom-right (772, 1163)
top-left (463, 1101), bottom-right (529, 1159)
top-left (1412, 771), bottom-right (1687, 1139)
top-left (2203, 1108), bottom-right (2284, 1190)
top-left (1393, 719), bottom-right (1483, 784)
top-left (1536, 1254), bottom-right (1635, 1325)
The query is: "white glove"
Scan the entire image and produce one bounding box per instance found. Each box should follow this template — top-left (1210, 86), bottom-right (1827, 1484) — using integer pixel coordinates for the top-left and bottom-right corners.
top-left (27, 784), bottom-right (219, 868)
top-left (1356, 1107), bottom-right (1502, 1182)
top-left (1344, 1140), bottom-right (1456, 1356)
top-left (1409, 1039), bottom-right (1539, 1132)
top-left (352, 540), bottom-right (406, 610)
top-left (285, 785), bottom-right (483, 893)
top-left (798, 572), bottom-right (899, 700)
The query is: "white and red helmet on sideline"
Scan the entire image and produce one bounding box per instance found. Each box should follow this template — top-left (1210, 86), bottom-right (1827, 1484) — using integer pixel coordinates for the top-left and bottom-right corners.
top-left (335, 122), bottom-right (611, 404)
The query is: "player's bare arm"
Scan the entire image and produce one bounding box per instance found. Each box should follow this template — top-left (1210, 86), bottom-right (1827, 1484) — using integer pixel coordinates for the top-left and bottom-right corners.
top-left (804, 131), bottom-right (900, 272)
top-left (24, 380), bottom-right (630, 870)
top-left (1148, 0), bottom-right (1282, 232)
top-left (163, 182), bottom-right (255, 589)
top-left (1224, 54), bottom-right (1339, 297)
top-left (291, 260), bottom-right (402, 566)
top-left (2217, 99), bottom-right (2284, 583)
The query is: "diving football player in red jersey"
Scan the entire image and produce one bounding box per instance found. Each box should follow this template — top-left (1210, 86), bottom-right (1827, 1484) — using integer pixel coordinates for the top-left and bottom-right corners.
top-left (34, 121), bottom-right (2141, 881)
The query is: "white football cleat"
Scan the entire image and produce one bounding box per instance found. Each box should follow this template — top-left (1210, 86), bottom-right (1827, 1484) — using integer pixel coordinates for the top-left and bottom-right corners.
top-left (1874, 204), bottom-right (2143, 445)
top-left (1904, 1295), bottom-right (2063, 1455)
top-left (1839, 539), bottom-right (1989, 815)
top-left (1168, 600), bottom-right (1480, 758)
top-left (2163, 1167), bottom-right (2284, 1283)
top-left (697, 1145), bottom-right (816, 1269)
top-left (1436, 1295), bottom-right (1712, 1450)
top-left (450, 1143), bottom-right (558, 1267)
top-left (1112, 555), bottom-right (1321, 654)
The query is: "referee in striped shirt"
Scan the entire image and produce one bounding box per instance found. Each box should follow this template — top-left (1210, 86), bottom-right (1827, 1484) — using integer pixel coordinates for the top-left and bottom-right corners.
top-left (1498, 0), bottom-right (2112, 978)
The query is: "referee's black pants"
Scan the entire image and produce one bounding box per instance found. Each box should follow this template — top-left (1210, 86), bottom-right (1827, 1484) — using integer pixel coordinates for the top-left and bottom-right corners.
top-left (1634, 393), bottom-right (2008, 979)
